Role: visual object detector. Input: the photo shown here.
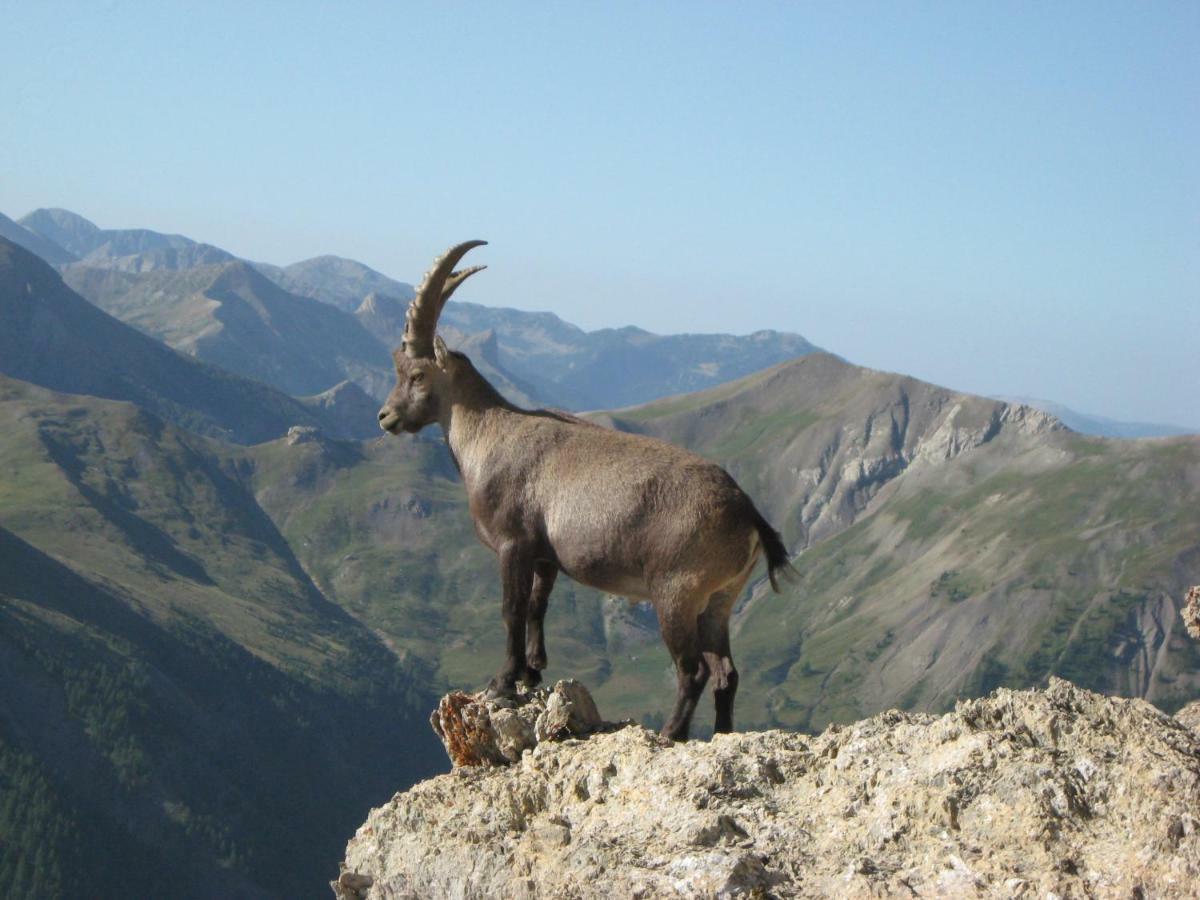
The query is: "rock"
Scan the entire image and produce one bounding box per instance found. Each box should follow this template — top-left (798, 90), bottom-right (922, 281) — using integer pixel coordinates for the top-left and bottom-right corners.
top-left (1176, 700), bottom-right (1200, 734)
top-left (534, 678), bottom-right (602, 742)
top-left (429, 679), bottom-right (608, 768)
top-left (330, 867), bottom-right (374, 900)
top-left (1183, 584), bottom-right (1200, 641)
top-left (286, 424), bottom-right (320, 445)
top-left (338, 678), bottom-right (1200, 898)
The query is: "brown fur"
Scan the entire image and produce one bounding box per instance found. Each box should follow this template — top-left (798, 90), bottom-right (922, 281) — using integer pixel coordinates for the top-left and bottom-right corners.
top-left (379, 247), bottom-right (792, 740)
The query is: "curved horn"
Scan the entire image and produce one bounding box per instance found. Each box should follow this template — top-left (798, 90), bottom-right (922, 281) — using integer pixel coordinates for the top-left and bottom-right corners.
top-left (404, 240), bottom-right (487, 357)
top-left (441, 264), bottom-right (487, 304)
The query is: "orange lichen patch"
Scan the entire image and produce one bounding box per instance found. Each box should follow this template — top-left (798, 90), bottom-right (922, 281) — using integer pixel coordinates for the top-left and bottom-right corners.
top-left (429, 691), bottom-right (506, 768)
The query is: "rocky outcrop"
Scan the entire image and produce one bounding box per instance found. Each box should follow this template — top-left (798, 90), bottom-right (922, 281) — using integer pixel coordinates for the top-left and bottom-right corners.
top-left (1183, 584), bottom-right (1200, 641)
top-left (429, 680), bottom-right (606, 767)
top-left (335, 679), bottom-right (1200, 899)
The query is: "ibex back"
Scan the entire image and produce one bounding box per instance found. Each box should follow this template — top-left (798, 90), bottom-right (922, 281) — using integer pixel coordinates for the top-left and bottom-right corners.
top-left (379, 241), bottom-right (794, 740)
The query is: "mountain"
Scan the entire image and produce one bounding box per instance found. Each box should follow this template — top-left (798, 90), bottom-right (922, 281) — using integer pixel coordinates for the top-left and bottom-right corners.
top-left (0, 238), bottom-right (372, 443)
top-left (19, 208), bottom-right (235, 272)
top-left (996, 395), bottom-right (1197, 439)
top-left (365, 294), bottom-right (823, 410)
top-left (14, 208), bottom-right (824, 411)
top-left (3, 252), bottom-right (1198, 895)
top-left (254, 256), bottom-right (414, 313)
top-left (299, 380), bottom-right (386, 439)
top-left (63, 260), bottom-right (395, 399)
top-left (253, 351), bottom-right (1199, 738)
top-left (608, 354), bottom-right (1200, 729)
top-left (16, 208), bottom-right (100, 257)
top-left (0, 211), bottom-right (77, 266)
top-left (0, 378), bottom-right (443, 897)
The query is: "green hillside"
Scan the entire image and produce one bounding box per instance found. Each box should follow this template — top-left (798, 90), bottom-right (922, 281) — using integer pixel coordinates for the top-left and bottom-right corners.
top-left (609, 354), bottom-right (1200, 728)
top-left (0, 379), bottom-right (441, 897)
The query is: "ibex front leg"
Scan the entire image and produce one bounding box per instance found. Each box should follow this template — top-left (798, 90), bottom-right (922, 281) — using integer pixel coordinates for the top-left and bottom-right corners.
top-left (486, 542), bottom-right (535, 699)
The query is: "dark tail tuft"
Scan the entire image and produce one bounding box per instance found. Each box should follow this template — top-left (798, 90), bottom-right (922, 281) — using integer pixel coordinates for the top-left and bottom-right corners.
top-left (751, 507), bottom-right (797, 592)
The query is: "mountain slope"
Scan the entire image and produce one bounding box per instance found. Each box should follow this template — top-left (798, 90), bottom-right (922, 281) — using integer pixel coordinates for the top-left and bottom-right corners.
top-left (64, 260), bottom-right (395, 398)
top-left (0, 238), bottom-right (371, 442)
top-left (0, 211), bottom-right (77, 266)
top-left (255, 256), bottom-right (414, 312)
top-left (19, 208), bottom-right (234, 272)
top-left (0, 378), bottom-right (443, 897)
top-left (605, 354), bottom-right (1200, 728)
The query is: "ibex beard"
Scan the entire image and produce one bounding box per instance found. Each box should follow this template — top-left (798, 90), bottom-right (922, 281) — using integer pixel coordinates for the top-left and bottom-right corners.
top-left (379, 241), bottom-right (794, 741)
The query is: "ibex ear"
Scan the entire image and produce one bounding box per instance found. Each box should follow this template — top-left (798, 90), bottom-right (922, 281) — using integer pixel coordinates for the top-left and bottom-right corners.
top-left (433, 335), bottom-right (451, 370)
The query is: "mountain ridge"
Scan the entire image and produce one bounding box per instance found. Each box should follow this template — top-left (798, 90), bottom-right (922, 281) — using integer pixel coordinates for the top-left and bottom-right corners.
top-left (0, 237), bottom-right (374, 443)
top-left (16, 206), bottom-right (1191, 432)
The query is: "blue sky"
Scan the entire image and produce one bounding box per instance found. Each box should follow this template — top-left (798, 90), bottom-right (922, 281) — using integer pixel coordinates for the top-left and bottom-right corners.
top-left (2, 2), bottom-right (1197, 427)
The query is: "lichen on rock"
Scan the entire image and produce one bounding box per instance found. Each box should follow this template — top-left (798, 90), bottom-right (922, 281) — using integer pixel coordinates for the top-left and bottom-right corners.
top-left (337, 678), bottom-right (1200, 899)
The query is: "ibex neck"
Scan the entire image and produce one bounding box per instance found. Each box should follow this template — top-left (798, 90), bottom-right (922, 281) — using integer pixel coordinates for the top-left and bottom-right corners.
top-left (439, 358), bottom-right (519, 474)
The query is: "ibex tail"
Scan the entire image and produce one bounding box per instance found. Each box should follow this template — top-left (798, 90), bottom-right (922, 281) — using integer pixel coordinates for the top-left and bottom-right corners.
top-left (752, 508), bottom-right (797, 593)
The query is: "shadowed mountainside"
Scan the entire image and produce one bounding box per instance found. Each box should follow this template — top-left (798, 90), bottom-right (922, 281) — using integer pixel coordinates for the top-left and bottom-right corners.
top-left (0, 211), bottom-right (77, 266)
top-left (0, 377), bottom-right (443, 898)
top-left (0, 238), bottom-right (374, 442)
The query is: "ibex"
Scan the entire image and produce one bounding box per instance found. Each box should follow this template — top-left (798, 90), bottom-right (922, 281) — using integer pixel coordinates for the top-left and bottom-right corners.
top-left (378, 241), bottom-right (794, 741)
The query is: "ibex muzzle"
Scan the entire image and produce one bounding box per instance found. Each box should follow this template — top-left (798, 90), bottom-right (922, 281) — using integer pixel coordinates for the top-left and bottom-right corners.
top-left (379, 242), bottom-right (794, 741)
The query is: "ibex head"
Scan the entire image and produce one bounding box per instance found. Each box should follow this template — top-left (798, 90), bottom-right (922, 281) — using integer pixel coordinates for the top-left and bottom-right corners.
top-left (378, 240), bottom-right (487, 434)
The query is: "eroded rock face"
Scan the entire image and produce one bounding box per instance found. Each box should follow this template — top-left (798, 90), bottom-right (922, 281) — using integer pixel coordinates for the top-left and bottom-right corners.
top-left (337, 679), bottom-right (1200, 899)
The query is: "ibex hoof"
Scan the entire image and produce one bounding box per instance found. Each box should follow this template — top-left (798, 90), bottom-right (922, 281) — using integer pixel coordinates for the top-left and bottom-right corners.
top-left (518, 666), bottom-right (543, 688)
top-left (484, 678), bottom-right (518, 701)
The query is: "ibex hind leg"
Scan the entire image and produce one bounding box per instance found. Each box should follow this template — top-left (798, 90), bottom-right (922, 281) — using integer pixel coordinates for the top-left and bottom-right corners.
top-left (655, 594), bottom-right (711, 742)
top-left (522, 560), bottom-right (557, 684)
top-left (699, 587), bottom-right (742, 734)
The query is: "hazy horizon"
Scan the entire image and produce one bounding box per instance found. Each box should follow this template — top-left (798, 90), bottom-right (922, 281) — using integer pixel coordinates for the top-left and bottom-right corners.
top-left (3, 2), bottom-right (1196, 429)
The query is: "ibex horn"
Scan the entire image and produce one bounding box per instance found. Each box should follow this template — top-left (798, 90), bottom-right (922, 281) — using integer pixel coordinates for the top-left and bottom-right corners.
top-left (403, 240), bottom-right (487, 358)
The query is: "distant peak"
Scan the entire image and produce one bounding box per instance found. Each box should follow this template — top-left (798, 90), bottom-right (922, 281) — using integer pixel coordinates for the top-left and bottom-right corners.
top-left (286, 254), bottom-right (374, 273)
top-left (357, 291), bottom-right (408, 318)
top-left (206, 258), bottom-right (271, 292)
top-left (20, 207), bottom-right (100, 233)
top-left (18, 208), bottom-right (106, 259)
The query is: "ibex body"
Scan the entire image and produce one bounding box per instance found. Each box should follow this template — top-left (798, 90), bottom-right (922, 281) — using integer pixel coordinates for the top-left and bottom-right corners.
top-left (379, 242), bottom-right (793, 740)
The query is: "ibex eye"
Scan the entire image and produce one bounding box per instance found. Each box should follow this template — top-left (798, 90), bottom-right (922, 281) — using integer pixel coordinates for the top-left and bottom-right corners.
top-left (411, 372), bottom-right (425, 384)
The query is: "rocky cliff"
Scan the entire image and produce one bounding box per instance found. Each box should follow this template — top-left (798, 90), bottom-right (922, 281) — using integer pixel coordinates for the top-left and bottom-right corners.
top-left (334, 679), bottom-right (1199, 898)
